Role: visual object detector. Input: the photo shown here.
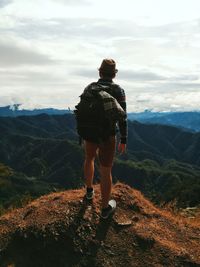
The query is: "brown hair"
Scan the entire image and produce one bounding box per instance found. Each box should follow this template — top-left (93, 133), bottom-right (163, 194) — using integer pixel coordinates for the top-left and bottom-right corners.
top-left (99, 70), bottom-right (116, 79)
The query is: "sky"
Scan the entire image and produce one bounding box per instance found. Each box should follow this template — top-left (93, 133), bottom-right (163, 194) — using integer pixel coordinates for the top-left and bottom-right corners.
top-left (0, 0), bottom-right (200, 112)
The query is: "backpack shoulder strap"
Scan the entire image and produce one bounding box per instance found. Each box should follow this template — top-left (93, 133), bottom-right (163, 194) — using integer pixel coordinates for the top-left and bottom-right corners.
top-left (96, 81), bottom-right (114, 94)
top-left (80, 82), bottom-right (99, 98)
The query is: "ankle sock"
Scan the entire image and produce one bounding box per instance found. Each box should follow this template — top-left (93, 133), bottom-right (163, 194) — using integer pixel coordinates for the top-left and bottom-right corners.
top-left (86, 187), bottom-right (93, 193)
top-left (102, 205), bottom-right (111, 212)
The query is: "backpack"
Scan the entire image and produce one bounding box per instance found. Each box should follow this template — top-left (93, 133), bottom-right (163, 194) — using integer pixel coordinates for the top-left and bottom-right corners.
top-left (74, 82), bottom-right (126, 143)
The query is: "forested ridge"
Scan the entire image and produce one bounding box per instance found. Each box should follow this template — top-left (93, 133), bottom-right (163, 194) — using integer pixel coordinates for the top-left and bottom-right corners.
top-left (0, 114), bottom-right (199, 213)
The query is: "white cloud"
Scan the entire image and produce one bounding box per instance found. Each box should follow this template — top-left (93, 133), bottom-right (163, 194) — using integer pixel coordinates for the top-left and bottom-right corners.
top-left (50, 0), bottom-right (91, 6)
top-left (0, 0), bottom-right (200, 111)
top-left (0, 0), bottom-right (12, 8)
top-left (126, 89), bottom-right (200, 112)
top-left (0, 41), bottom-right (54, 66)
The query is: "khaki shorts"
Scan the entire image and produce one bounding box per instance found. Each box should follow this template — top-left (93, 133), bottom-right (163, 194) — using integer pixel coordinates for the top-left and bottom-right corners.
top-left (84, 136), bottom-right (116, 167)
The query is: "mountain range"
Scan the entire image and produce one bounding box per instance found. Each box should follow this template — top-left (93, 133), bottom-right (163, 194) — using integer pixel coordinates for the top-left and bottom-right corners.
top-left (128, 110), bottom-right (200, 132)
top-left (1, 105), bottom-right (200, 132)
top-left (0, 104), bottom-right (70, 117)
top-left (0, 114), bottom-right (199, 214)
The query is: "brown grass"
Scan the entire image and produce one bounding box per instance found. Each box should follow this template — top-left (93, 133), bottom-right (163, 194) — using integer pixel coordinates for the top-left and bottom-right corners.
top-left (0, 182), bottom-right (199, 267)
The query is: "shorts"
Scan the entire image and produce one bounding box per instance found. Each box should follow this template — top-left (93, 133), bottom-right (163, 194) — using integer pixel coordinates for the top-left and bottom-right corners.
top-left (84, 136), bottom-right (116, 167)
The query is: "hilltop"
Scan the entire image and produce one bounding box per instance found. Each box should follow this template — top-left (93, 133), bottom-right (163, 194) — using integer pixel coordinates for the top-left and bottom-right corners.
top-left (0, 183), bottom-right (199, 267)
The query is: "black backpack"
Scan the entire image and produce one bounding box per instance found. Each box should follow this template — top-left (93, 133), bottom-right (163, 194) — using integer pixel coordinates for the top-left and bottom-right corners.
top-left (74, 82), bottom-right (125, 143)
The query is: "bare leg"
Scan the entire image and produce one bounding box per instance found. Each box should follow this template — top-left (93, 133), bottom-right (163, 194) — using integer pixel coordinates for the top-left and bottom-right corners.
top-left (84, 141), bottom-right (98, 188)
top-left (84, 157), bottom-right (95, 188)
top-left (99, 165), bottom-right (112, 209)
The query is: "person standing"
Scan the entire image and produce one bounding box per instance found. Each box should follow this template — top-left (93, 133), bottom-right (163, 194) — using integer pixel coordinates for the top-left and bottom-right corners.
top-left (81, 59), bottom-right (127, 219)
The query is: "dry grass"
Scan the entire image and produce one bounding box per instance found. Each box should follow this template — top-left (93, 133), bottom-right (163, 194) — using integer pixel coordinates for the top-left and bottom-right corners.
top-left (0, 182), bottom-right (199, 267)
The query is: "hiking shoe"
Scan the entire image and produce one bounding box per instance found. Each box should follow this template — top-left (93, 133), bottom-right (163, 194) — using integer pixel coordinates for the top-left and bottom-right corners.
top-left (101, 200), bottom-right (116, 219)
top-left (85, 187), bottom-right (94, 200)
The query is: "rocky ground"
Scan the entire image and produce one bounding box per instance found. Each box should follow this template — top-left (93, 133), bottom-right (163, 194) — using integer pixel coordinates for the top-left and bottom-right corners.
top-left (0, 183), bottom-right (199, 267)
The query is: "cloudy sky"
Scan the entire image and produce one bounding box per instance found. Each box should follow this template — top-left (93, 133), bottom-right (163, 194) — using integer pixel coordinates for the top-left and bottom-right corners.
top-left (0, 0), bottom-right (200, 112)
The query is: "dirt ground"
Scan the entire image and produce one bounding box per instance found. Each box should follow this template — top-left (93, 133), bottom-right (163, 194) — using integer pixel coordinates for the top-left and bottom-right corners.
top-left (0, 183), bottom-right (199, 267)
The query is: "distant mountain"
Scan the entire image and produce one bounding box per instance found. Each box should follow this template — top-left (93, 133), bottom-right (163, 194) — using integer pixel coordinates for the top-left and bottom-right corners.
top-left (128, 110), bottom-right (170, 120)
top-left (2, 106), bottom-right (200, 132)
top-left (128, 111), bottom-right (200, 132)
top-left (1, 114), bottom-right (199, 166)
top-left (0, 114), bottom-right (83, 186)
top-left (0, 114), bottom-right (199, 211)
top-left (127, 121), bottom-right (200, 165)
top-left (0, 104), bottom-right (71, 117)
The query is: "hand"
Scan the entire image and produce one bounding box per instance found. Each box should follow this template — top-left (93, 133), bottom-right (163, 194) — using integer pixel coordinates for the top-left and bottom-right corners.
top-left (118, 143), bottom-right (126, 154)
